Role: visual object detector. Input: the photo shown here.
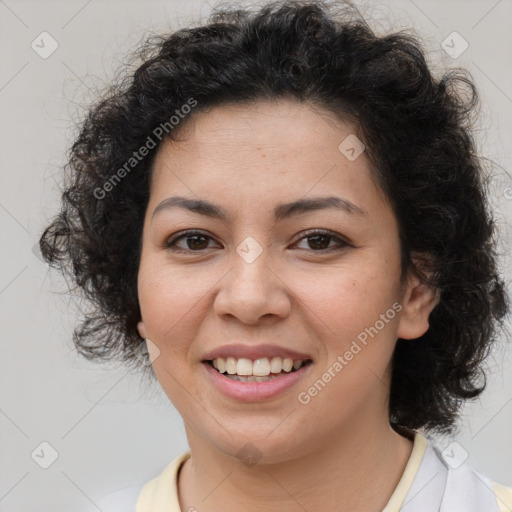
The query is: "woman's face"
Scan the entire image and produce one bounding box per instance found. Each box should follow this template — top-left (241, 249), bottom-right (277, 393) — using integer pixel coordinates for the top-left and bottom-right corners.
top-left (137, 98), bottom-right (433, 463)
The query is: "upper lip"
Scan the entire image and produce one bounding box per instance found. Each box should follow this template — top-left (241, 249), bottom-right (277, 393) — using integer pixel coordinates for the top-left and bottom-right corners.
top-left (202, 344), bottom-right (313, 362)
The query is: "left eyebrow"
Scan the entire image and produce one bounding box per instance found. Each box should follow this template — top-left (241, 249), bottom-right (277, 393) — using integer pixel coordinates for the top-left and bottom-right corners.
top-left (151, 195), bottom-right (367, 223)
top-left (273, 196), bottom-right (367, 221)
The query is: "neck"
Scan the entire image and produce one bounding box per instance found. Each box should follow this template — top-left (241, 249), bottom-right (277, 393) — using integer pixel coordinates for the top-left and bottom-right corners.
top-left (178, 415), bottom-right (414, 512)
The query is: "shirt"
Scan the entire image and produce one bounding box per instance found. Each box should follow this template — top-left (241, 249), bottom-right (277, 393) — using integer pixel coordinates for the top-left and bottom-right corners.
top-left (98, 430), bottom-right (512, 511)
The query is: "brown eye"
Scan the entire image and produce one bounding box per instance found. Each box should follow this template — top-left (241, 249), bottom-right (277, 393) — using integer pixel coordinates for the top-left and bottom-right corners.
top-left (184, 234), bottom-right (210, 250)
top-left (306, 234), bottom-right (331, 250)
top-left (294, 229), bottom-right (350, 252)
top-left (165, 230), bottom-right (219, 252)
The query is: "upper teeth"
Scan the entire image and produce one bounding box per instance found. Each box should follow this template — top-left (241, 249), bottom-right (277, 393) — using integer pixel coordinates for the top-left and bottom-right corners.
top-left (212, 357), bottom-right (306, 376)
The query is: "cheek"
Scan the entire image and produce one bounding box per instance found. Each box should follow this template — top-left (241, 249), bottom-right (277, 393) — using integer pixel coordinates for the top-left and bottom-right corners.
top-left (137, 260), bottom-right (210, 402)
top-left (292, 262), bottom-right (402, 403)
top-left (137, 258), bottom-right (211, 349)
top-left (294, 271), bottom-right (400, 424)
top-left (293, 259), bottom-right (399, 341)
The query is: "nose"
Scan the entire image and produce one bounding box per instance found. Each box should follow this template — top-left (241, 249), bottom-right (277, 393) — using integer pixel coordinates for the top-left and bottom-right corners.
top-left (213, 247), bottom-right (292, 325)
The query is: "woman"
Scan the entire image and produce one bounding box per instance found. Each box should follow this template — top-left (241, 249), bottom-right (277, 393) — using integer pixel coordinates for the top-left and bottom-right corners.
top-left (40, 1), bottom-right (512, 510)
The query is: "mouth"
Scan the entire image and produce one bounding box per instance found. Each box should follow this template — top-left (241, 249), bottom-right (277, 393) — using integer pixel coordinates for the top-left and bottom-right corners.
top-left (204, 356), bottom-right (313, 383)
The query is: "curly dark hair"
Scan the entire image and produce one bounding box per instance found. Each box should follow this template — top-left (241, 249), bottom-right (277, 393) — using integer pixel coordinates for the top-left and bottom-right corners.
top-left (40, 0), bottom-right (509, 436)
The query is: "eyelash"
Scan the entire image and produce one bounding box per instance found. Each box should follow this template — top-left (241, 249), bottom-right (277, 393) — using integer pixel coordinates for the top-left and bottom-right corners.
top-left (164, 229), bottom-right (350, 254)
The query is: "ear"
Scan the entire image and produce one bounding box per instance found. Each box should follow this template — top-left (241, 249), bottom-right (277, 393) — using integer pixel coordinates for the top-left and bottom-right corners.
top-left (137, 321), bottom-right (147, 339)
top-left (396, 268), bottom-right (440, 340)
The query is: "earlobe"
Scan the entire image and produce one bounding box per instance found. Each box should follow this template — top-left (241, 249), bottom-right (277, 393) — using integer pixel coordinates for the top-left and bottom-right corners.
top-left (396, 271), bottom-right (440, 340)
top-left (137, 321), bottom-right (147, 339)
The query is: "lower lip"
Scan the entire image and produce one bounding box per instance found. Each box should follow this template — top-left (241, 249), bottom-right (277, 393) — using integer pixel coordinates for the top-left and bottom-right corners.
top-left (202, 361), bottom-right (312, 402)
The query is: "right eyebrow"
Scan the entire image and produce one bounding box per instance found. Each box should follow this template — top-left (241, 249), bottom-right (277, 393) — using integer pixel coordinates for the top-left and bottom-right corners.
top-left (152, 196), bottom-right (230, 223)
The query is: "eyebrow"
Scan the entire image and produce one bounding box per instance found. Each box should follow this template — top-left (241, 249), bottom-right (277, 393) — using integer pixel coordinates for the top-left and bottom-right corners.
top-left (151, 195), bottom-right (366, 223)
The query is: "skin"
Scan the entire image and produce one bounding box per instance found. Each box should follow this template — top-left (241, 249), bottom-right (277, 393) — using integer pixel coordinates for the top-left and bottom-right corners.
top-left (137, 98), bottom-right (440, 512)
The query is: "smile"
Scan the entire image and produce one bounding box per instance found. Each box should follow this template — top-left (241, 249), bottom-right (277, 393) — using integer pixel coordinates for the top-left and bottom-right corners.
top-left (208, 356), bottom-right (310, 382)
top-left (203, 358), bottom-right (313, 401)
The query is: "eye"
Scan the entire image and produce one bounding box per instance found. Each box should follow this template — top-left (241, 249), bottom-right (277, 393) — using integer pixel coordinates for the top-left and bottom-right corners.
top-left (293, 229), bottom-right (350, 252)
top-left (165, 230), bottom-right (220, 252)
top-left (164, 228), bottom-right (350, 254)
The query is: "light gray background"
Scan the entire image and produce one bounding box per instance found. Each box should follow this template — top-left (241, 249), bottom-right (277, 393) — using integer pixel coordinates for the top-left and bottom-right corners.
top-left (0, 0), bottom-right (511, 510)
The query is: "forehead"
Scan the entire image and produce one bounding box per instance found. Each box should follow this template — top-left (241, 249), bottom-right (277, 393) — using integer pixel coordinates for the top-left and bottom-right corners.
top-left (149, 98), bottom-right (388, 217)
top-left (155, 99), bottom-right (354, 160)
